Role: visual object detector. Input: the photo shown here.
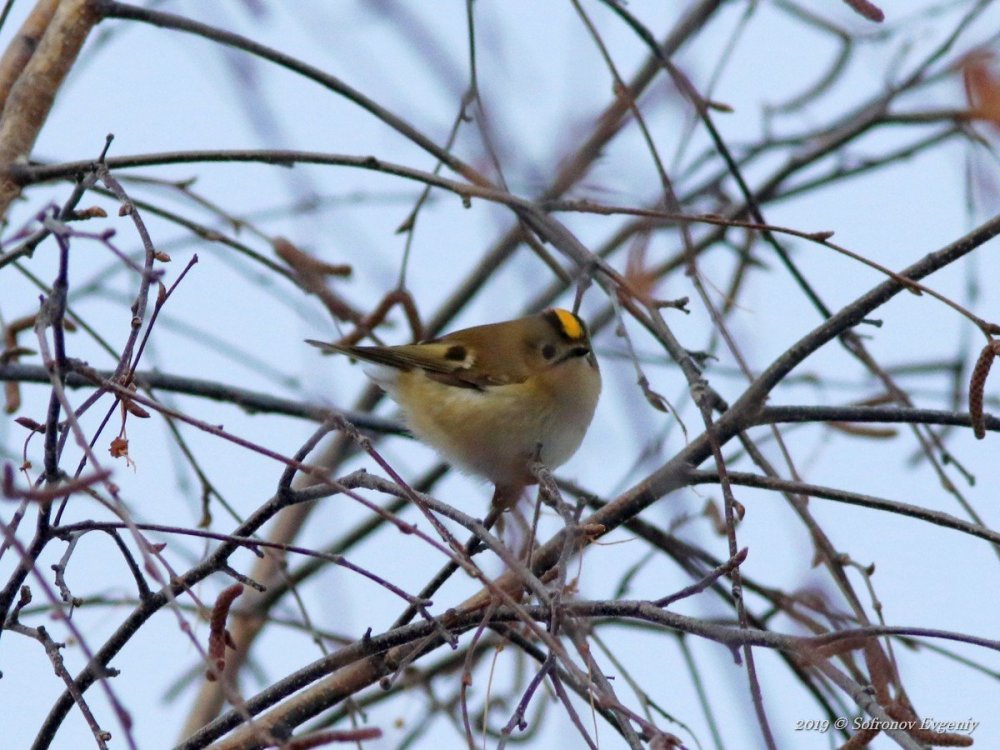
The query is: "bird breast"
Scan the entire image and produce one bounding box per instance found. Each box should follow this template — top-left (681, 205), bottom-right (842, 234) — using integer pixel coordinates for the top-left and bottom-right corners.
top-left (389, 356), bottom-right (600, 487)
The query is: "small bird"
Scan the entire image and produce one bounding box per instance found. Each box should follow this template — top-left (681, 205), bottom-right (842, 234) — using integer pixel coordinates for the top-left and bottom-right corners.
top-left (308, 308), bottom-right (601, 505)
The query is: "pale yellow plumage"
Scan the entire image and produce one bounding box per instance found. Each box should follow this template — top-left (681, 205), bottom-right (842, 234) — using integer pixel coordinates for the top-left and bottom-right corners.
top-left (308, 308), bottom-right (601, 499)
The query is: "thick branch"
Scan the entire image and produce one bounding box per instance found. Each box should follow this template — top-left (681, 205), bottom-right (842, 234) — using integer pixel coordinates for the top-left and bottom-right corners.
top-left (0, 0), bottom-right (100, 218)
top-left (0, 362), bottom-right (403, 435)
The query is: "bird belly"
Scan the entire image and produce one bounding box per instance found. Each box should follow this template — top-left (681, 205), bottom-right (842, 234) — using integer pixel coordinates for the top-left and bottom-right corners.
top-left (391, 372), bottom-right (592, 487)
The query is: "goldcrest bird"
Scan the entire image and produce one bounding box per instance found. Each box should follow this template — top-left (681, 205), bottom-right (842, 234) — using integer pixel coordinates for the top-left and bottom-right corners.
top-left (307, 308), bottom-right (601, 503)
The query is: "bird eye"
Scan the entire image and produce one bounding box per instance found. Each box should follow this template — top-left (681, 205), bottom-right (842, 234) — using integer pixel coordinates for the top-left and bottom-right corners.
top-left (541, 343), bottom-right (557, 360)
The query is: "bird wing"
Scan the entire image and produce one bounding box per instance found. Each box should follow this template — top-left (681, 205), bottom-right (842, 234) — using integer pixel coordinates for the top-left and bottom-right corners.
top-left (306, 338), bottom-right (524, 389)
top-left (306, 340), bottom-right (450, 372)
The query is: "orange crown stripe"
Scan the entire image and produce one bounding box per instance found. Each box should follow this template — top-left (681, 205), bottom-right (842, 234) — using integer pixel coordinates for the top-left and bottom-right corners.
top-left (552, 308), bottom-right (584, 340)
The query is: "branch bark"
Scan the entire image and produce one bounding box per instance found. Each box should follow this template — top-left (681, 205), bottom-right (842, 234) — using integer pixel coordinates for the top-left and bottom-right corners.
top-left (0, 0), bottom-right (100, 219)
